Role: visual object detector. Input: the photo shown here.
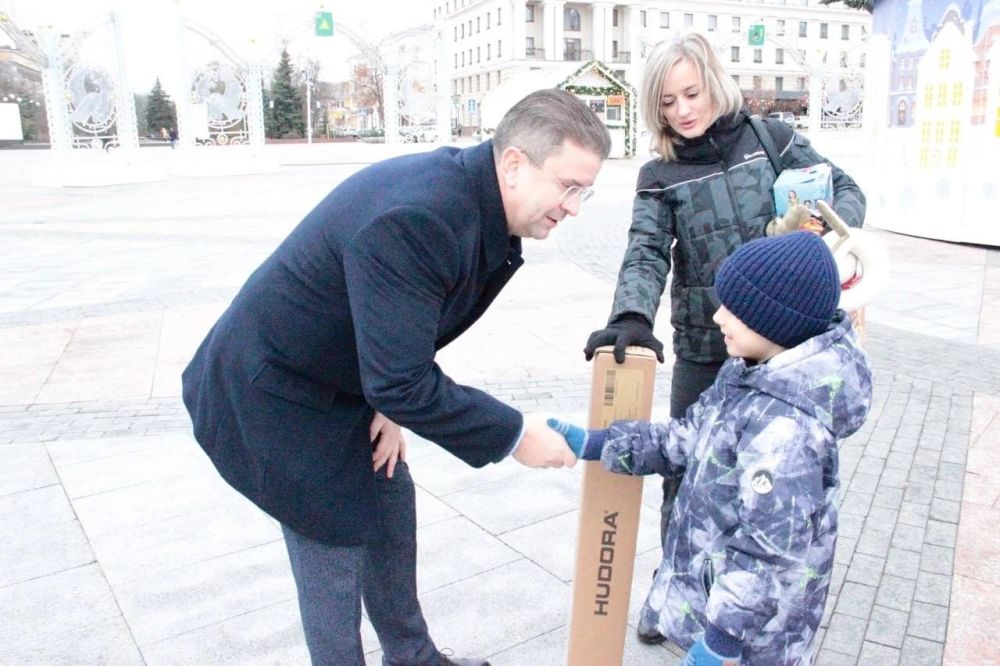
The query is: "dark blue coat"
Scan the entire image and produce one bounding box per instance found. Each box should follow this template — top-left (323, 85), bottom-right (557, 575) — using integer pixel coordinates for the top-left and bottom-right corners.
top-left (182, 141), bottom-right (524, 545)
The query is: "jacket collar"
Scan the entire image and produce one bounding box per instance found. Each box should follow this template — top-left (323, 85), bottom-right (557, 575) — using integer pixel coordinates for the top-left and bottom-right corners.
top-left (463, 140), bottom-right (521, 269)
top-left (673, 106), bottom-right (752, 164)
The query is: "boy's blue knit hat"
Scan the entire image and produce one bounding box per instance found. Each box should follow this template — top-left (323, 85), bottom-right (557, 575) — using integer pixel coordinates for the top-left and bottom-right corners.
top-left (715, 231), bottom-right (840, 349)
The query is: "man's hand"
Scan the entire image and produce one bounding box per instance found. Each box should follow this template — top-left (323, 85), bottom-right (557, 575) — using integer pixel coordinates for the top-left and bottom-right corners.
top-left (584, 313), bottom-right (665, 364)
top-left (370, 411), bottom-right (406, 478)
top-left (512, 414), bottom-right (578, 468)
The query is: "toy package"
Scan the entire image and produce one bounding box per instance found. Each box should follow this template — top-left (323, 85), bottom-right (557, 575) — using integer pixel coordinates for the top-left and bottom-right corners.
top-left (773, 163), bottom-right (833, 218)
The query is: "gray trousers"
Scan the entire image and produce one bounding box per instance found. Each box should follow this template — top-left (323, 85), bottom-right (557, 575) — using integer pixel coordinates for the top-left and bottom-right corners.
top-left (282, 462), bottom-right (440, 666)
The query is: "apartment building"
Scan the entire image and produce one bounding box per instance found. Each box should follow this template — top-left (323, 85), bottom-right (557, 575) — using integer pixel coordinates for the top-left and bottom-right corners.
top-left (433, 0), bottom-right (871, 132)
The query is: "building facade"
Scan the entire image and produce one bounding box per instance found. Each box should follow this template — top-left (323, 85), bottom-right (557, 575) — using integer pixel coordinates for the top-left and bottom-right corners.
top-left (433, 0), bottom-right (871, 132)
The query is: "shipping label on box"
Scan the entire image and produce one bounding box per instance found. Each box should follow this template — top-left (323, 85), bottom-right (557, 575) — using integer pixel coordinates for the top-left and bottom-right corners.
top-left (566, 346), bottom-right (657, 666)
top-left (773, 162), bottom-right (833, 217)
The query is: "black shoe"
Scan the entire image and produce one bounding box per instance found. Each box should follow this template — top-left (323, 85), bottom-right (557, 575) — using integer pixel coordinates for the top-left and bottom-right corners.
top-left (636, 625), bottom-right (666, 645)
top-left (437, 651), bottom-right (490, 666)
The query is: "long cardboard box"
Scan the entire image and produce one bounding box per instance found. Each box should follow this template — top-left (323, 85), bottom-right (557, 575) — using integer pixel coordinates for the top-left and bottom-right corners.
top-left (566, 346), bottom-right (657, 665)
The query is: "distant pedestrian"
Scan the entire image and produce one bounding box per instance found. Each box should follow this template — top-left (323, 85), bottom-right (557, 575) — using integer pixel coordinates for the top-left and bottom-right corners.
top-left (553, 232), bottom-right (874, 665)
top-left (159, 127), bottom-right (169, 142)
top-left (168, 127), bottom-right (178, 148)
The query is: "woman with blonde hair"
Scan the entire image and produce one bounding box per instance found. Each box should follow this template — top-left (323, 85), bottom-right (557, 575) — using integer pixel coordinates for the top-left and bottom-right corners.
top-left (584, 31), bottom-right (866, 663)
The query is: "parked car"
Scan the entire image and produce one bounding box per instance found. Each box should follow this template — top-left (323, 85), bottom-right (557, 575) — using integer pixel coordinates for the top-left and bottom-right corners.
top-left (794, 115), bottom-right (809, 129)
top-left (767, 111), bottom-right (796, 126)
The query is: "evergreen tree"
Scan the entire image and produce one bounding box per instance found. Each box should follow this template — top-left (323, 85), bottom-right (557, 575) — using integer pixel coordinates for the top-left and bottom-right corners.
top-left (269, 49), bottom-right (305, 138)
top-left (145, 78), bottom-right (177, 135)
top-left (819, 0), bottom-right (872, 11)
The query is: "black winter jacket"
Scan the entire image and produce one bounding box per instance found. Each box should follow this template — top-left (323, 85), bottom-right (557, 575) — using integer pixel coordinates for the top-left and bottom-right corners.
top-left (609, 108), bottom-right (865, 364)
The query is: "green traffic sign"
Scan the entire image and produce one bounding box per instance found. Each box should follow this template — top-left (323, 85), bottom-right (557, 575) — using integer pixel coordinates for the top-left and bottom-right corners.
top-left (315, 11), bottom-right (334, 37)
top-left (748, 24), bottom-right (765, 46)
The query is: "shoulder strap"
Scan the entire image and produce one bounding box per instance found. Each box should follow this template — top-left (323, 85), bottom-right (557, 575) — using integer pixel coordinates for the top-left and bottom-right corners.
top-left (748, 115), bottom-right (783, 176)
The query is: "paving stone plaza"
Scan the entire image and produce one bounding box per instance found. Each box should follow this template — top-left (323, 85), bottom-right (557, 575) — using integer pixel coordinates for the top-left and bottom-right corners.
top-left (1, 140), bottom-right (998, 664)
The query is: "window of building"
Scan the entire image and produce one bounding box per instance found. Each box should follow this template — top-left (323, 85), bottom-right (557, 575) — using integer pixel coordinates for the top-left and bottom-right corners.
top-left (940, 48), bottom-right (951, 69)
top-left (841, 24), bottom-right (849, 40)
top-left (776, 76), bottom-right (784, 91)
top-left (708, 15), bottom-right (717, 31)
top-left (684, 13), bottom-right (693, 27)
top-left (476, 17), bottom-right (480, 32)
top-left (461, 52), bottom-right (465, 66)
top-left (486, 13), bottom-right (490, 28)
top-left (840, 52), bottom-right (847, 68)
top-left (798, 76), bottom-right (806, 90)
top-left (476, 46), bottom-right (481, 62)
top-left (799, 21), bottom-right (807, 38)
top-left (454, 53), bottom-right (458, 67)
top-left (565, 8), bottom-right (581, 31)
top-left (753, 75), bottom-right (762, 89)
top-left (476, 75), bottom-right (481, 92)
top-left (612, 40), bottom-right (618, 56)
top-left (526, 4), bottom-right (534, 22)
top-left (497, 8), bottom-right (501, 25)
top-left (732, 16), bottom-right (741, 32)
top-left (661, 12), bottom-right (669, 29)
top-left (640, 10), bottom-right (646, 27)
top-left (777, 19), bottom-right (785, 36)
top-left (526, 36), bottom-right (534, 52)
top-left (754, 49), bottom-right (762, 63)
top-left (732, 74), bottom-right (740, 86)
top-left (607, 104), bottom-right (622, 121)
top-left (776, 49), bottom-right (784, 64)
top-left (613, 8), bottom-right (619, 27)
top-left (820, 23), bottom-right (828, 39)
top-left (497, 40), bottom-right (501, 57)
top-left (731, 46), bottom-right (740, 62)
top-left (564, 37), bottom-right (582, 60)
top-left (453, 26), bottom-right (458, 41)
top-left (461, 23), bottom-right (465, 38)
top-left (952, 83), bottom-right (963, 105)
top-left (487, 43), bottom-right (491, 59)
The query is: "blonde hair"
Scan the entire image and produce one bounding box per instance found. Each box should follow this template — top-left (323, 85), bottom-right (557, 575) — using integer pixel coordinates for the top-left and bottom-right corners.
top-left (640, 33), bottom-right (744, 161)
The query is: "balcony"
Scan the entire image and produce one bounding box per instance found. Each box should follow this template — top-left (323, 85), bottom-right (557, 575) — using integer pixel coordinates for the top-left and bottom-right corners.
top-left (526, 47), bottom-right (545, 59)
top-left (612, 51), bottom-right (630, 64)
top-left (564, 49), bottom-right (593, 62)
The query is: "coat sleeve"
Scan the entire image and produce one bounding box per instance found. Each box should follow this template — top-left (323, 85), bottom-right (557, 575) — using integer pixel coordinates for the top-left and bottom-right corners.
top-left (705, 413), bottom-right (828, 642)
top-left (596, 373), bottom-right (727, 476)
top-left (780, 130), bottom-right (866, 228)
top-left (343, 207), bottom-right (523, 467)
top-left (608, 165), bottom-right (675, 325)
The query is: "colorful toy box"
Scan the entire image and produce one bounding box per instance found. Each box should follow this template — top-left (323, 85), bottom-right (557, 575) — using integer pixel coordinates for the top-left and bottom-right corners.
top-left (773, 162), bottom-right (833, 217)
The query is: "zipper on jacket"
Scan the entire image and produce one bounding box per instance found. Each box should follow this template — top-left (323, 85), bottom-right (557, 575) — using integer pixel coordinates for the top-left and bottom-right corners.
top-left (708, 136), bottom-right (750, 243)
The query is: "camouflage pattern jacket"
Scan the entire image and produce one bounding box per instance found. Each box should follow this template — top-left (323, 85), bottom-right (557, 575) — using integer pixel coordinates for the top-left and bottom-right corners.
top-left (609, 109), bottom-right (866, 364)
top-left (598, 313), bottom-right (872, 664)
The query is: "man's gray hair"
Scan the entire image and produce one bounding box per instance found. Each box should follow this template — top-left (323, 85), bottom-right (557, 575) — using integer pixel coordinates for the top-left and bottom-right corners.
top-left (493, 89), bottom-right (611, 163)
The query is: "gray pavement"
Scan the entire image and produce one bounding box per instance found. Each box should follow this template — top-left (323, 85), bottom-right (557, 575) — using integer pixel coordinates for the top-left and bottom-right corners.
top-left (1, 141), bottom-right (998, 665)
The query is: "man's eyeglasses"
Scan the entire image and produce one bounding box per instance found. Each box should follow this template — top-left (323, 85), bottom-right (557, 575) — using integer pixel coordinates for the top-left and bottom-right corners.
top-left (519, 148), bottom-right (595, 205)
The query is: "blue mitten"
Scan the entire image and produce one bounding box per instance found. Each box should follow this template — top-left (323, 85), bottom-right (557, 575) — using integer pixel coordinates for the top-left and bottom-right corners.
top-left (681, 631), bottom-right (742, 666)
top-left (546, 418), bottom-right (606, 460)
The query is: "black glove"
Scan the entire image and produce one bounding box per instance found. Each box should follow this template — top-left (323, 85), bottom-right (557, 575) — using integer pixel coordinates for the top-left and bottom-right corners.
top-left (584, 313), bottom-right (665, 364)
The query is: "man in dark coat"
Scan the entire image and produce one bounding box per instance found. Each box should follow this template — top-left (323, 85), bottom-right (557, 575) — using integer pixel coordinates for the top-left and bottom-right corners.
top-left (181, 89), bottom-right (611, 665)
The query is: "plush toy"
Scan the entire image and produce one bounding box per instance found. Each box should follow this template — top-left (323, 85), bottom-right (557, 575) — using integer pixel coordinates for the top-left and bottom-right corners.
top-left (765, 204), bottom-right (824, 236)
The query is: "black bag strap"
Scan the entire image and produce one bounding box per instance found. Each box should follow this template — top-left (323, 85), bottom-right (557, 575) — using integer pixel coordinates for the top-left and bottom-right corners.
top-left (748, 115), bottom-right (783, 176)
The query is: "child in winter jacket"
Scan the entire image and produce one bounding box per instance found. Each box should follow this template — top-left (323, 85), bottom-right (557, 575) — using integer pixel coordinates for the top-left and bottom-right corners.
top-left (551, 231), bottom-right (873, 665)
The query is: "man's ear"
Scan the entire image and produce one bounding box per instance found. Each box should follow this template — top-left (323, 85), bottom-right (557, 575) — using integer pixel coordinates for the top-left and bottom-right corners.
top-left (498, 146), bottom-right (524, 189)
